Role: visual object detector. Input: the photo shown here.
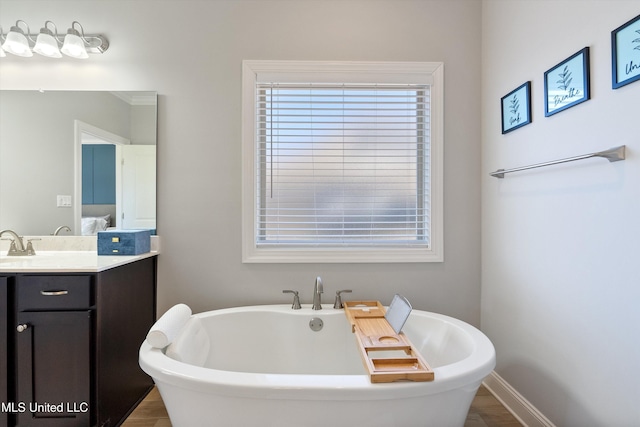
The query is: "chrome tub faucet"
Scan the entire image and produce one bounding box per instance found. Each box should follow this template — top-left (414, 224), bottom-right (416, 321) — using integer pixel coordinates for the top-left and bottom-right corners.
top-left (333, 289), bottom-right (352, 309)
top-left (282, 290), bottom-right (301, 310)
top-left (312, 276), bottom-right (323, 310)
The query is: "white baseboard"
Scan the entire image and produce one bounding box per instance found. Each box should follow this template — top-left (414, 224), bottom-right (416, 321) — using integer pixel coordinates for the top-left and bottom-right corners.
top-left (483, 371), bottom-right (556, 427)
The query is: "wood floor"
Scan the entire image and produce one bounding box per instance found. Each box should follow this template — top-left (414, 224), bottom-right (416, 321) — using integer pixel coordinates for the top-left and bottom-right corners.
top-left (122, 384), bottom-right (522, 427)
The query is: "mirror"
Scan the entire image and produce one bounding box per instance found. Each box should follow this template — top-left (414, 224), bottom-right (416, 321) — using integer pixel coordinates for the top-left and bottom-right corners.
top-left (0, 90), bottom-right (157, 236)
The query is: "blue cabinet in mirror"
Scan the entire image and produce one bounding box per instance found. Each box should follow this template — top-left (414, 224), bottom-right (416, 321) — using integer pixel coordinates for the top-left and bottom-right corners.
top-left (82, 144), bottom-right (116, 205)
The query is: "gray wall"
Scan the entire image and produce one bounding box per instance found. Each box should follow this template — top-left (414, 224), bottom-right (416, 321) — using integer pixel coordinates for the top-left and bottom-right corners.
top-left (481, 1), bottom-right (640, 425)
top-left (0, 1), bottom-right (483, 325)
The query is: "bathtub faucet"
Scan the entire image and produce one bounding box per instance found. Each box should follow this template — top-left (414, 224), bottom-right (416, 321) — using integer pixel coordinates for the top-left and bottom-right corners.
top-left (333, 289), bottom-right (352, 309)
top-left (282, 290), bottom-right (301, 310)
top-left (312, 276), bottom-right (323, 310)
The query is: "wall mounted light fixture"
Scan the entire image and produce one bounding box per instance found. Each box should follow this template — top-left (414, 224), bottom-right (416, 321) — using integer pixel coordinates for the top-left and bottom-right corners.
top-left (0, 20), bottom-right (109, 59)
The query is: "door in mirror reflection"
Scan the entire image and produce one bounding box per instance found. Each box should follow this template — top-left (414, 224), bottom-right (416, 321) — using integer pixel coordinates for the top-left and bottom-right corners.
top-left (121, 145), bottom-right (156, 232)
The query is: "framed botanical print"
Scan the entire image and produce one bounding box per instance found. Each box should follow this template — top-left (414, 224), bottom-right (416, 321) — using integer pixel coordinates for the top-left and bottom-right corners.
top-left (501, 81), bottom-right (532, 134)
top-left (544, 47), bottom-right (590, 117)
top-left (612, 13), bottom-right (640, 89)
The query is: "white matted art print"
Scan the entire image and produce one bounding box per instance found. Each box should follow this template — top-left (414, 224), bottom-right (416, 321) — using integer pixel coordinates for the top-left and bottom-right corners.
top-left (501, 81), bottom-right (531, 134)
top-left (544, 47), bottom-right (590, 117)
top-left (612, 13), bottom-right (640, 89)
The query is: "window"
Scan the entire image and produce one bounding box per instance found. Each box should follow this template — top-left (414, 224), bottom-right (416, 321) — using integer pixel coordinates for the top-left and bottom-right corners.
top-left (242, 61), bottom-right (443, 263)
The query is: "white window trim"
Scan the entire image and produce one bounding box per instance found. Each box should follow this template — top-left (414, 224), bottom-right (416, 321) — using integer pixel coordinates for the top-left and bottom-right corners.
top-left (241, 60), bottom-right (444, 263)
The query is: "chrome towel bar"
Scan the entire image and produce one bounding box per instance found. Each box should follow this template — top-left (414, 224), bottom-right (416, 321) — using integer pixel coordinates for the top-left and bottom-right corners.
top-left (490, 145), bottom-right (626, 178)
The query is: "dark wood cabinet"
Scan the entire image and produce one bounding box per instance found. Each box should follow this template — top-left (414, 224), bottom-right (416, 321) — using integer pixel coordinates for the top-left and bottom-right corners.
top-left (94, 258), bottom-right (156, 427)
top-left (16, 311), bottom-right (91, 427)
top-left (1, 277), bottom-right (8, 427)
top-left (1, 256), bottom-right (156, 427)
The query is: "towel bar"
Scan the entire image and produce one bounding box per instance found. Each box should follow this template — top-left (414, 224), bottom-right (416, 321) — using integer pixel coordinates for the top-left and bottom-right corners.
top-left (490, 145), bottom-right (626, 178)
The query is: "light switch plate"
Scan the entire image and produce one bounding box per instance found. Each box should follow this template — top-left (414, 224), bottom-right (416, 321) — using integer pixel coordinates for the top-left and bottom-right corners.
top-left (57, 195), bottom-right (72, 207)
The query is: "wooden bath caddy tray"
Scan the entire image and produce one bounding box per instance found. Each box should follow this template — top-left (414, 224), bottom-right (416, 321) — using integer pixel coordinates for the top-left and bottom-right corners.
top-left (343, 300), bottom-right (434, 383)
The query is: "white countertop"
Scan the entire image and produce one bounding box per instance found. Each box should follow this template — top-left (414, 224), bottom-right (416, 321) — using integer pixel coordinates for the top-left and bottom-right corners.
top-left (0, 250), bottom-right (158, 273)
top-left (0, 235), bottom-right (160, 272)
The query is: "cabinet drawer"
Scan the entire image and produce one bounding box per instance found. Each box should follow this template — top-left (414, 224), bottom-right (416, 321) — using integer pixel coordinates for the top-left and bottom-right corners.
top-left (18, 276), bottom-right (92, 310)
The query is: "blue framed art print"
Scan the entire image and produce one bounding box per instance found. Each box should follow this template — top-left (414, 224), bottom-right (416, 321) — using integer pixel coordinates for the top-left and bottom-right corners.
top-left (544, 47), bottom-right (590, 117)
top-left (612, 13), bottom-right (640, 89)
top-left (501, 81), bottom-right (531, 134)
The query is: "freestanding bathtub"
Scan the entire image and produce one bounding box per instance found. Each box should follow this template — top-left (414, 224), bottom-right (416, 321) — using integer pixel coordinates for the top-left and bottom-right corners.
top-left (139, 304), bottom-right (495, 427)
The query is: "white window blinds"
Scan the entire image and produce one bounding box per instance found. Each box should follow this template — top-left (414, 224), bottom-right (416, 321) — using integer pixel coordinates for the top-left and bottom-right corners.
top-left (255, 83), bottom-right (431, 247)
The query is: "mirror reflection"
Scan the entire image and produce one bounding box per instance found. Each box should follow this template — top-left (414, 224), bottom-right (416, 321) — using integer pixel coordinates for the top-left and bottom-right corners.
top-left (0, 90), bottom-right (157, 236)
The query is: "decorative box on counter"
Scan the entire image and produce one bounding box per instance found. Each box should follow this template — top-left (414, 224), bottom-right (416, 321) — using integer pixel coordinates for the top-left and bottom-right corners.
top-left (98, 230), bottom-right (151, 255)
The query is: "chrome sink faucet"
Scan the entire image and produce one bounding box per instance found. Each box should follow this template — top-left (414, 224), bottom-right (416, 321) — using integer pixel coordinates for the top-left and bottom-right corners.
top-left (0, 229), bottom-right (35, 256)
top-left (312, 276), bottom-right (323, 310)
top-left (53, 225), bottom-right (71, 235)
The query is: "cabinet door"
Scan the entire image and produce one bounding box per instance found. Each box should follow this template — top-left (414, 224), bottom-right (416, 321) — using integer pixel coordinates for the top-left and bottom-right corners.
top-left (82, 144), bottom-right (116, 205)
top-left (16, 311), bottom-right (91, 427)
top-left (92, 144), bottom-right (116, 205)
top-left (0, 277), bottom-right (7, 427)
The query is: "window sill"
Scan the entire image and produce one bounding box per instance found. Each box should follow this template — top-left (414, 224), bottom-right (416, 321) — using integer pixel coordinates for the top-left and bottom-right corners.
top-left (242, 246), bottom-right (443, 263)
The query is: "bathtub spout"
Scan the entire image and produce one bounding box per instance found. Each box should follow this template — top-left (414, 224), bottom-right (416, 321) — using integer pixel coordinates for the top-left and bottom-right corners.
top-left (312, 276), bottom-right (323, 310)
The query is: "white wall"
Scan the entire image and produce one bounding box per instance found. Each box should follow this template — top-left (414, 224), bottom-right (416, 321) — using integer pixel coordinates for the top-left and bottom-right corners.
top-left (0, 1), bottom-right (483, 323)
top-left (130, 105), bottom-right (157, 145)
top-left (481, 1), bottom-right (640, 425)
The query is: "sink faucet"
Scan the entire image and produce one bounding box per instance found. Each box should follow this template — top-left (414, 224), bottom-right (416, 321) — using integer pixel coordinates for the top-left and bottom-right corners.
top-left (0, 229), bottom-right (34, 256)
top-left (312, 276), bottom-right (323, 310)
top-left (53, 225), bottom-right (71, 236)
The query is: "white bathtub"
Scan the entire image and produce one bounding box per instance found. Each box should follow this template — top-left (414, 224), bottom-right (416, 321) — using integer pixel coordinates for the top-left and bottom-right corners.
top-left (139, 304), bottom-right (495, 427)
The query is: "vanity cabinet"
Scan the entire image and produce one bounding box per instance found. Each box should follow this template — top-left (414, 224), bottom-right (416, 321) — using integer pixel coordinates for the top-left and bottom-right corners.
top-left (16, 311), bottom-right (92, 426)
top-left (16, 276), bottom-right (92, 427)
top-left (1, 256), bottom-right (157, 427)
top-left (1, 277), bottom-right (9, 427)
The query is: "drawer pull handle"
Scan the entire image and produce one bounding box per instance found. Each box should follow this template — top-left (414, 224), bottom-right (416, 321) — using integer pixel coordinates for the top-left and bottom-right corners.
top-left (17, 324), bottom-right (29, 333)
top-left (40, 290), bottom-right (69, 296)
